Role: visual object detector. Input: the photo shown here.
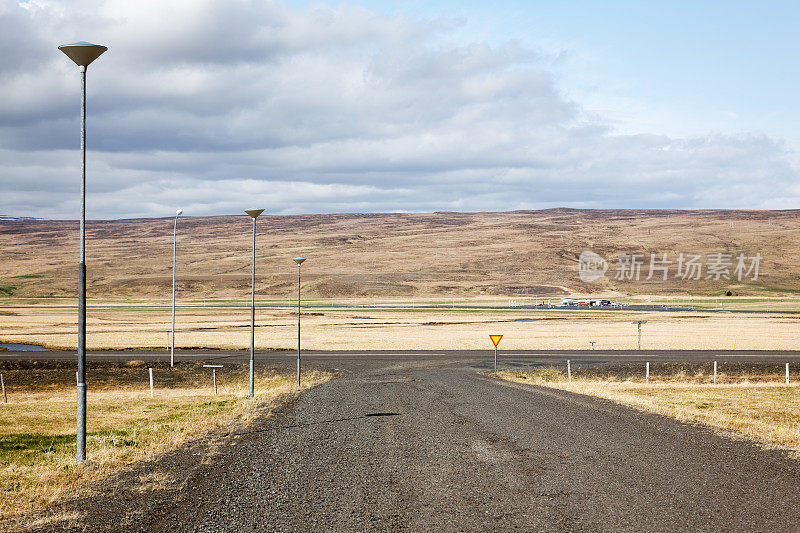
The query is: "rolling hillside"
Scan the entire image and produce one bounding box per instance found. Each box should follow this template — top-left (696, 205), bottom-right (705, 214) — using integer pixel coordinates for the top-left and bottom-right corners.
top-left (0, 209), bottom-right (797, 299)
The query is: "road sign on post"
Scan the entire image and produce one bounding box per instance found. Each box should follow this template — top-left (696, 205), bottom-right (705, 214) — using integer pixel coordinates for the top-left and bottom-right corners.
top-left (490, 335), bottom-right (503, 374)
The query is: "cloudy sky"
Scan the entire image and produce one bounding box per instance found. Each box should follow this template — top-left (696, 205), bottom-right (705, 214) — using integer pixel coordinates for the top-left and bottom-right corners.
top-left (1, 0), bottom-right (798, 219)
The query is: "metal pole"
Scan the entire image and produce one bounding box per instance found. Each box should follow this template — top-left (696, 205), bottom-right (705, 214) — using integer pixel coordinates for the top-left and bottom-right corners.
top-left (494, 346), bottom-right (497, 375)
top-left (171, 215), bottom-right (178, 367)
top-left (77, 65), bottom-right (87, 465)
top-left (638, 323), bottom-right (642, 350)
top-left (297, 263), bottom-right (301, 388)
top-left (250, 217), bottom-right (256, 398)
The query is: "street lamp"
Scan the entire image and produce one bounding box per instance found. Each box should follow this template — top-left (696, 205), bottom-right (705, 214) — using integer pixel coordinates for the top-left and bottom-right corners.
top-left (59, 41), bottom-right (107, 465)
top-left (245, 208), bottom-right (264, 398)
top-left (293, 257), bottom-right (306, 387)
top-left (170, 209), bottom-right (183, 367)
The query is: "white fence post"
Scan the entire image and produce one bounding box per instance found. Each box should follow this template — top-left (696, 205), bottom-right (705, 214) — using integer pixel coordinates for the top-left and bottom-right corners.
top-left (786, 363), bottom-right (790, 385)
top-left (149, 368), bottom-right (154, 399)
top-left (1, 373), bottom-right (6, 403)
top-left (646, 362), bottom-right (650, 384)
top-left (713, 361), bottom-right (717, 385)
top-left (213, 369), bottom-right (218, 395)
top-left (567, 360), bottom-right (572, 383)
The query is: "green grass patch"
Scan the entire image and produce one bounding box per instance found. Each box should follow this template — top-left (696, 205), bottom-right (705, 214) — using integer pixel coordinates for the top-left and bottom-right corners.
top-left (0, 433), bottom-right (75, 467)
top-left (9, 274), bottom-right (44, 279)
top-left (0, 286), bottom-right (16, 296)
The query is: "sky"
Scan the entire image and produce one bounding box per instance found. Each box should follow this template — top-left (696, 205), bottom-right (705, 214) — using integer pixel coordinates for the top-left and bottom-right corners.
top-left (1, 0), bottom-right (798, 219)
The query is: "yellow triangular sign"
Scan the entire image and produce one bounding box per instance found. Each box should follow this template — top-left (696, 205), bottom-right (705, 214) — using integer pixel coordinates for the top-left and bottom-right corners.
top-left (490, 334), bottom-right (503, 347)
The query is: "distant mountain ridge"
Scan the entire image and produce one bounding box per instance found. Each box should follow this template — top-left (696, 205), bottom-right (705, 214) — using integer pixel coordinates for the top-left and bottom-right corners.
top-left (0, 210), bottom-right (798, 298)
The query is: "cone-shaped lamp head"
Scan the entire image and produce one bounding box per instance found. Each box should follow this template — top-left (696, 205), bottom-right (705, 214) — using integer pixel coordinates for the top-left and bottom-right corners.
top-left (245, 208), bottom-right (265, 219)
top-left (58, 42), bottom-right (107, 67)
top-left (176, 209), bottom-right (183, 216)
top-left (293, 257), bottom-right (306, 265)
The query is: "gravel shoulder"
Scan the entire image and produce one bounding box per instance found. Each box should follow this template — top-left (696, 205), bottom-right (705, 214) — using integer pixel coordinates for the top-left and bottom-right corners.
top-left (12, 354), bottom-right (800, 532)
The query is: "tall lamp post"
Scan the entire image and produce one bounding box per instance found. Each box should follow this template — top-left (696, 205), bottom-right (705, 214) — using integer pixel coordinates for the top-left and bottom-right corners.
top-left (59, 41), bottom-right (107, 465)
top-left (293, 257), bottom-right (306, 387)
top-left (170, 209), bottom-right (183, 367)
top-left (245, 209), bottom-right (264, 398)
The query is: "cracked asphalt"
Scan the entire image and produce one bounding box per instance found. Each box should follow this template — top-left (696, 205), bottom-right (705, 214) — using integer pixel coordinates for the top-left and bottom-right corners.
top-left (15, 351), bottom-right (800, 532)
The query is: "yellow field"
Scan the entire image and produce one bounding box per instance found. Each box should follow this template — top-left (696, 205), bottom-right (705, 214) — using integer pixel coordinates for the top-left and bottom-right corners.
top-left (1, 303), bottom-right (799, 350)
top-left (0, 369), bottom-right (332, 523)
top-left (499, 370), bottom-right (800, 453)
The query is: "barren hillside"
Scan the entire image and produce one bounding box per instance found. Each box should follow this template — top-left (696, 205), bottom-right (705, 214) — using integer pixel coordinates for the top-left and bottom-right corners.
top-left (0, 209), bottom-right (798, 299)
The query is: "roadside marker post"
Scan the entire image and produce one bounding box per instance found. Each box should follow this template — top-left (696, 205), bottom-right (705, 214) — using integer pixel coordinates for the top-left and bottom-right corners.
top-left (713, 361), bottom-right (717, 385)
top-left (646, 362), bottom-right (650, 384)
top-left (490, 335), bottom-right (503, 375)
top-left (567, 360), bottom-right (572, 383)
top-left (1, 373), bottom-right (6, 403)
top-left (149, 368), bottom-right (154, 399)
top-left (203, 365), bottom-right (223, 395)
top-left (786, 363), bottom-right (790, 385)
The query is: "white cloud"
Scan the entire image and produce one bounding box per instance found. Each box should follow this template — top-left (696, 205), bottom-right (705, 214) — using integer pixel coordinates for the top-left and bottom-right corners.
top-left (0, 0), bottom-right (797, 219)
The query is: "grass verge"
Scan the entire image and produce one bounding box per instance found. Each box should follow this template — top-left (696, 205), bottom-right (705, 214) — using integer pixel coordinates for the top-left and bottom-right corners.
top-left (497, 369), bottom-right (800, 453)
top-left (0, 368), bottom-right (333, 522)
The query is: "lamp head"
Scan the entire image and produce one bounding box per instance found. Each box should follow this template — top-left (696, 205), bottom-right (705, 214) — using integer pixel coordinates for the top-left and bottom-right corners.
top-left (245, 208), bottom-right (265, 219)
top-left (293, 257), bottom-right (306, 266)
top-left (58, 41), bottom-right (107, 67)
top-left (176, 209), bottom-right (183, 216)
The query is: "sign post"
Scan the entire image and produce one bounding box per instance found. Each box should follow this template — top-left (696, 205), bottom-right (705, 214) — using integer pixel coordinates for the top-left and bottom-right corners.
top-left (203, 364), bottom-right (223, 395)
top-left (489, 335), bottom-right (503, 375)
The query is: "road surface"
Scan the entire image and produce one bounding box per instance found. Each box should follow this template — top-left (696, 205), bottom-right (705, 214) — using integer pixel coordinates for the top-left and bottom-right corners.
top-left (12, 350), bottom-right (800, 532)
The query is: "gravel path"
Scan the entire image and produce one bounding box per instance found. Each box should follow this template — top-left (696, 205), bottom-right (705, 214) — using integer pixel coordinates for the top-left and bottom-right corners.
top-left (19, 354), bottom-right (800, 532)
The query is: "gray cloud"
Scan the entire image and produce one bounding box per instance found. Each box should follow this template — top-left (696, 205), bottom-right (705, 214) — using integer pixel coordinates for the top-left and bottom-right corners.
top-left (0, 0), bottom-right (797, 219)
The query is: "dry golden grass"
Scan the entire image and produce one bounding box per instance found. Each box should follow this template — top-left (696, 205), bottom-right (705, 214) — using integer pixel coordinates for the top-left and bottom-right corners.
top-left (499, 370), bottom-right (800, 453)
top-left (2, 304), bottom-right (799, 350)
top-left (0, 370), bottom-right (333, 522)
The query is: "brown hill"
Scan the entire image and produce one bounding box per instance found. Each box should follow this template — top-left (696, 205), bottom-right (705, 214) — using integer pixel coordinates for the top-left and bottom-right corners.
top-left (0, 209), bottom-right (797, 299)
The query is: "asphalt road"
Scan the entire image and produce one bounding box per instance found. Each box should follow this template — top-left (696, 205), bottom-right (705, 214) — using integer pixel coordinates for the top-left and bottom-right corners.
top-left (15, 350), bottom-right (800, 532)
top-left (7, 348), bottom-right (800, 366)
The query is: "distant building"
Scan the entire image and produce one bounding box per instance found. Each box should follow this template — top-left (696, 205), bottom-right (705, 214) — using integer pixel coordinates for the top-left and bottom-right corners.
top-left (560, 298), bottom-right (614, 307)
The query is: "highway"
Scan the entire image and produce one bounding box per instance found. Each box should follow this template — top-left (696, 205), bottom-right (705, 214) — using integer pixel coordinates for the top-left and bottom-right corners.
top-left (6, 348), bottom-right (800, 366)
